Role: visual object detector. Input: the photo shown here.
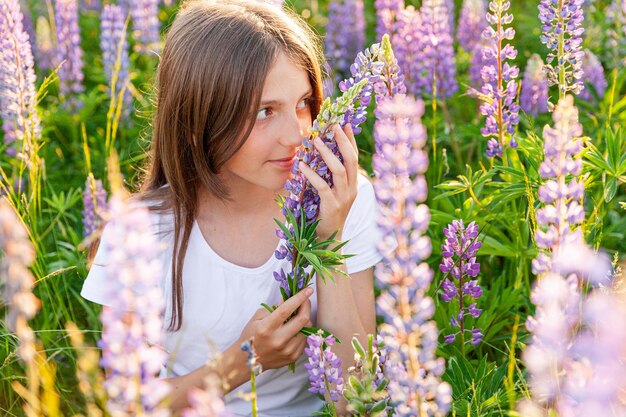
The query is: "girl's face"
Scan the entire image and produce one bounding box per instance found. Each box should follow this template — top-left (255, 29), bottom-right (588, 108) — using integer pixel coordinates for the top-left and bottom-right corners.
top-left (221, 52), bottom-right (313, 193)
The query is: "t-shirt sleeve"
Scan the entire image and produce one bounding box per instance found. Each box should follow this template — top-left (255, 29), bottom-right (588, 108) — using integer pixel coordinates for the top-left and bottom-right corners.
top-left (80, 222), bottom-right (118, 307)
top-left (342, 173), bottom-right (386, 274)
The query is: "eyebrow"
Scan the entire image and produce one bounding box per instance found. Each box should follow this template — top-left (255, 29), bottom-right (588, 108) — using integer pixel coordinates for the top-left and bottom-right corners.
top-left (259, 88), bottom-right (313, 107)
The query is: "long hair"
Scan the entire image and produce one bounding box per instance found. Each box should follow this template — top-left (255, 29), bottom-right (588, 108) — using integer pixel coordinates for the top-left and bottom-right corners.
top-left (139, 0), bottom-right (324, 331)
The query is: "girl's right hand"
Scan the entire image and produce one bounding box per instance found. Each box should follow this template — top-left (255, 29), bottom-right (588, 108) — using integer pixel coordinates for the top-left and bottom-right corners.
top-left (237, 287), bottom-right (314, 370)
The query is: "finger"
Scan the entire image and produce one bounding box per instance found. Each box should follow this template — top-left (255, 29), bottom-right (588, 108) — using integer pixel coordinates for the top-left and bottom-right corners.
top-left (283, 333), bottom-right (307, 361)
top-left (343, 122), bottom-right (358, 156)
top-left (300, 162), bottom-right (333, 198)
top-left (312, 131), bottom-right (348, 191)
top-left (252, 308), bottom-right (270, 320)
top-left (334, 124), bottom-right (358, 187)
top-left (281, 298), bottom-right (312, 336)
top-left (269, 287), bottom-right (313, 327)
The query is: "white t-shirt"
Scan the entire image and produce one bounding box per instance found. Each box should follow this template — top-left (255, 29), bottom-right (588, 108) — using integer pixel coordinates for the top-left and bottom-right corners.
top-left (81, 173), bottom-right (384, 417)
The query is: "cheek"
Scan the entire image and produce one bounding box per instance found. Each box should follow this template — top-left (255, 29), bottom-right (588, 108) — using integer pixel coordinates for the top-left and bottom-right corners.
top-left (226, 132), bottom-right (269, 171)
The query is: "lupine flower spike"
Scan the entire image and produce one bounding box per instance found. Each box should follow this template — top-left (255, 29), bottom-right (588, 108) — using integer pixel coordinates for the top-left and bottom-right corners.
top-left (418, 0), bottom-right (458, 99)
top-left (458, 0), bottom-right (488, 51)
top-left (305, 331), bottom-right (344, 415)
top-left (521, 244), bottom-right (622, 416)
top-left (98, 196), bottom-right (170, 416)
top-left (606, 0), bottom-right (626, 69)
top-left (55, 0), bottom-right (84, 109)
top-left (578, 49), bottom-right (607, 103)
top-left (538, 0), bottom-right (585, 99)
top-left (100, 4), bottom-right (133, 121)
top-left (478, 0), bottom-right (520, 158)
top-left (130, 0), bottom-right (161, 54)
top-left (325, 0), bottom-right (365, 84)
top-left (532, 95), bottom-right (584, 275)
top-left (374, 0), bottom-right (404, 42)
top-left (241, 339), bottom-right (262, 417)
top-left (393, 6), bottom-right (423, 96)
top-left (0, 0), bottom-right (41, 158)
top-left (520, 53), bottom-right (549, 116)
top-left (82, 174), bottom-right (108, 238)
top-left (276, 36), bottom-right (404, 297)
top-left (34, 15), bottom-right (56, 71)
top-left (0, 199), bottom-right (40, 363)
top-left (439, 220), bottom-right (484, 346)
top-left (373, 94), bottom-right (452, 417)
top-left (343, 335), bottom-right (390, 416)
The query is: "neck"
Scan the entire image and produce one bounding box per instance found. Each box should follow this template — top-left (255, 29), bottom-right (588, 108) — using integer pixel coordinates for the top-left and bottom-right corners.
top-left (197, 174), bottom-right (288, 218)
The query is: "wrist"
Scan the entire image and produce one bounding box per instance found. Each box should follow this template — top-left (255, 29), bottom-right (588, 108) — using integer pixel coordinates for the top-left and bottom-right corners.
top-left (218, 340), bottom-right (251, 392)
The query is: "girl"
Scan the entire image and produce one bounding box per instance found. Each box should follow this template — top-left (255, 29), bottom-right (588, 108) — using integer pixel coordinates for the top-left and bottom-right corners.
top-left (82, 0), bottom-right (384, 415)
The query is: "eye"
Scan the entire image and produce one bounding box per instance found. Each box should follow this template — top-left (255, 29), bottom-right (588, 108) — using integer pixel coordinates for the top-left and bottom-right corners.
top-left (297, 97), bottom-right (311, 110)
top-left (256, 107), bottom-right (272, 120)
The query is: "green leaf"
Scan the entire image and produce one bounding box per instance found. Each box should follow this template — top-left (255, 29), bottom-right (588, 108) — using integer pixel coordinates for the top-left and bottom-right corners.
top-left (351, 337), bottom-right (366, 358)
top-left (604, 176), bottom-right (618, 202)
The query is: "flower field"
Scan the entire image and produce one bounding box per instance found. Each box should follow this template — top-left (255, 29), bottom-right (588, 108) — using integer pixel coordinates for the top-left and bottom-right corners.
top-left (1, 0), bottom-right (626, 416)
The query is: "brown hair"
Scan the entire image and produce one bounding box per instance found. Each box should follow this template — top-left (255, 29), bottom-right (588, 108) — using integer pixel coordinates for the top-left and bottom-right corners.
top-left (139, 0), bottom-right (324, 331)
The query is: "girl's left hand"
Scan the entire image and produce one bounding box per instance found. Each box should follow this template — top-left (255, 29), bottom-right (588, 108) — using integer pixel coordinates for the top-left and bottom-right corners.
top-left (299, 123), bottom-right (358, 242)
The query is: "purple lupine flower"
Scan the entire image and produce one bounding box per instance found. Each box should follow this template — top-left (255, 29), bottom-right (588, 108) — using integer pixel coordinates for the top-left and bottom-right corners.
top-left (439, 220), bottom-right (483, 345)
top-left (273, 78), bottom-right (368, 303)
top-left (479, 0), bottom-right (520, 158)
top-left (560, 291), bottom-right (626, 416)
top-left (241, 339), bottom-right (262, 375)
top-left (457, 0), bottom-right (487, 51)
top-left (375, 0), bottom-right (404, 42)
top-left (325, 0), bottom-right (365, 84)
top-left (444, 0), bottom-right (455, 34)
top-left (532, 95), bottom-right (584, 275)
top-left (523, 272), bottom-right (580, 410)
top-left (100, 4), bottom-right (132, 120)
top-left (34, 15), bottom-right (56, 71)
top-left (468, 40), bottom-right (493, 88)
top-left (18, 1), bottom-right (37, 59)
top-left (578, 49), bottom-right (607, 102)
top-left (393, 6), bottom-right (424, 96)
top-left (130, 0), bottom-right (161, 54)
top-left (0, 200), bottom-right (40, 363)
top-left (55, 0), bottom-right (84, 109)
top-left (98, 196), bottom-right (170, 416)
top-left (82, 174), bottom-right (108, 237)
top-left (373, 94), bottom-right (451, 417)
top-left (80, 0), bottom-right (100, 12)
top-left (282, 36), bottom-right (401, 231)
top-left (304, 332), bottom-right (344, 402)
top-left (606, 0), bottom-right (626, 69)
top-left (520, 53), bottom-right (549, 116)
top-left (0, 0), bottom-right (41, 157)
top-left (538, 0), bottom-right (585, 97)
top-left (521, 242), bottom-right (619, 416)
top-left (418, 0), bottom-right (458, 99)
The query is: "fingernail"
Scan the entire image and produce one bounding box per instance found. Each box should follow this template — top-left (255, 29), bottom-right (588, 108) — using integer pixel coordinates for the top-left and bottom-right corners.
top-left (305, 287), bottom-right (313, 296)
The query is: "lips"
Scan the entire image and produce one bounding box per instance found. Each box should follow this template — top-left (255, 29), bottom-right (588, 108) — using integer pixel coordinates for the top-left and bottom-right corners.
top-left (269, 155), bottom-right (297, 170)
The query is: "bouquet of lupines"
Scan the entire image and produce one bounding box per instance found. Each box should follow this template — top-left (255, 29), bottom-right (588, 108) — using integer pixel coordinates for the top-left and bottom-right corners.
top-left (270, 35), bottom-right (403, 318)
top-left (342, 335), bottom-right (390, 416)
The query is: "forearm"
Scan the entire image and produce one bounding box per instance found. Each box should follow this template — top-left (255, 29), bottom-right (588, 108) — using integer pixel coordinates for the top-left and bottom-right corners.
top-left (164, 341), bottom-right (250, 412)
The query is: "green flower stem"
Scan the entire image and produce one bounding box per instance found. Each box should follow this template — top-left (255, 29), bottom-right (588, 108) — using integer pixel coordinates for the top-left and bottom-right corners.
top-left (251, 369), bottom-right (258, 417)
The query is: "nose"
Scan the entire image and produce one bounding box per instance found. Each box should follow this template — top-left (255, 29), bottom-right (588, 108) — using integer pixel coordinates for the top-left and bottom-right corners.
top-left (279, 111), bottom-right (311, 148)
